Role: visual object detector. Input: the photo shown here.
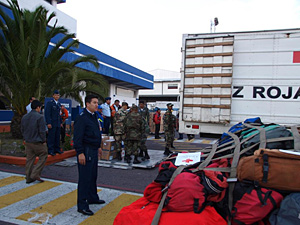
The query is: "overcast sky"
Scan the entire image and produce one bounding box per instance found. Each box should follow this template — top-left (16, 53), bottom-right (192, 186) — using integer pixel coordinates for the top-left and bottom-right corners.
top-left (58, 0), bottom-right (300, 73)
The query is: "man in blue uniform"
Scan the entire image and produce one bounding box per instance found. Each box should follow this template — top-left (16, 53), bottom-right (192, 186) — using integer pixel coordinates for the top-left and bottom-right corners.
top-left (74, 94), bottom-right (105, 216)
top-left (101, 97), bottom-right (111, 135)
top-left (45, 90), bottom-right (62, 156)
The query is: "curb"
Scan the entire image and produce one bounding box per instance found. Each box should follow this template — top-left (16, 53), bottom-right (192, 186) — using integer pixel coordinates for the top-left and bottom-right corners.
top-left (0, 150), bottom-right (76, 166)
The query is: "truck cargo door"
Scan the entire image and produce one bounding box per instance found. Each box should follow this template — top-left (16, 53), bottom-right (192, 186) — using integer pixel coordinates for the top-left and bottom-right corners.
top-left (183, 36), bottom-right (234, 124)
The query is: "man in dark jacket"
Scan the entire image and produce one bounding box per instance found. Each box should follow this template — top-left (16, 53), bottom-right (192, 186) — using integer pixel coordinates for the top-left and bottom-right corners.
top-left (74, 94), bottom-right (105, 216)
top-left (21, 100), bottom-right (47, 184)
top-left (45, 90), bottom-right (62, 155)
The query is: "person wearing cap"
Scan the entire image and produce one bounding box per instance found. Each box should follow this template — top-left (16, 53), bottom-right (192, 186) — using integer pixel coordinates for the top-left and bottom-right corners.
top-left (163, 103), bottom-right (176, 155)
top-left (21, 100), bottom-right (48, 184)
top-left (101, 97), bottom-right (111, 135)
top-left (153, 107), bottom-right (161, 139)
top-left (96, 105), bottom-right (104, 132)
top-left (124, 104), bottom-right (145, 164)
top-left (113, 102), bottom-right (129, 160)
top-left (45, 90), bottom-right (62, 156)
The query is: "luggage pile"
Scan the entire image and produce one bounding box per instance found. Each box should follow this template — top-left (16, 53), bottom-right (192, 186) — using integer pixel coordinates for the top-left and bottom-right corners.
top-left (114, 118), bottom-right (300, 225)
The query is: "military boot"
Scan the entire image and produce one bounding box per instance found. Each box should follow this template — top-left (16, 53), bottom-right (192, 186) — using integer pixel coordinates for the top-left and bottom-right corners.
top-left (171, 144), bottom-right (176, 149)
top-left (133, 155), bottom-right (141, 164)
top-left (117, 151), bottom-right (122, 161)
top-left (138, 150), bottom-right (144, 158)
top-left (144, 151), bottom-right (150, 160)
top-left (125, 155), bottom-right (131, 163)
top-left (163, 147), bottom-right (173, 156)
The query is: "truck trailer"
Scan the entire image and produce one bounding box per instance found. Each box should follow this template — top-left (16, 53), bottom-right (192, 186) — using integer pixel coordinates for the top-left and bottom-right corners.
top-left (179, 28), bottom-right (300, 135)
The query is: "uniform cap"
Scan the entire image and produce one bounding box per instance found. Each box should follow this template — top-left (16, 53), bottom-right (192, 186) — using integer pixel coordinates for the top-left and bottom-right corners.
top-left (167, 103), bottom-right (174, 107)
top-left (98, 105), bottom-right (102, 109)
top-left (53, 90), bottom-right (60, 94)
top-left (105, 97), bottom-right (111, 101)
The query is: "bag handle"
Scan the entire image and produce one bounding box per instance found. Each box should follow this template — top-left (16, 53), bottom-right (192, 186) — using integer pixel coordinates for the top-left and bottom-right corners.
top-left (151, 165), bottom-right (185, 225)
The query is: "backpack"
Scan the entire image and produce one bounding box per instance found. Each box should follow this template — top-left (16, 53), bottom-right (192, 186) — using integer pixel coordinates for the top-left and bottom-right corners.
top-left (164, 172), bottom-right (207, 213)
top-left (231, 182), bottom-right (283, 225)
top-left (269, 193), bottom-right (300, 225)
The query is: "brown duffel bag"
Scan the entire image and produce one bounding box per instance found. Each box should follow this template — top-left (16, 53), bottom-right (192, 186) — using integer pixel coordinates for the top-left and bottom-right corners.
top-left (237, 148), bottom-right (300, 191)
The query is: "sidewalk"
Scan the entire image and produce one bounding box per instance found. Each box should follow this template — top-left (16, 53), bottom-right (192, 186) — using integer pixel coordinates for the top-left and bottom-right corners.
top-left (0, 171), bottom-right (142, 225)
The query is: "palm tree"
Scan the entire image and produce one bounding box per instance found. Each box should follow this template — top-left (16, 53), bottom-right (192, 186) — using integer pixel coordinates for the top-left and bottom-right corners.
top-left (0, 0), bottom-right (108, 138)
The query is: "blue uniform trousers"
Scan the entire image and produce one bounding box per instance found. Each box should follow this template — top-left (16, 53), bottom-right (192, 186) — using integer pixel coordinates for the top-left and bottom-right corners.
top-left (103, 117), bottom-right (111, 135)
top-left (47, 126), bottom-right (61, 154)
top-left (77, 146), bottom-right (99, 210)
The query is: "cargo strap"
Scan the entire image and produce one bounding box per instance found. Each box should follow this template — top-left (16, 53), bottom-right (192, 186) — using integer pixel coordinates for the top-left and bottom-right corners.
top-left (151, 165), bottom-right (185, 225)
top-left (226, 132), bottom-right (241, 225)
top-left (244, 123), bottom-right (266, 149)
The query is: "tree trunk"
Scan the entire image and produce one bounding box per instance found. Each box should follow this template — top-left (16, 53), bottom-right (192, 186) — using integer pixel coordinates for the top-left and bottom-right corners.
top-left (11, 112), bottom-right (23, 139)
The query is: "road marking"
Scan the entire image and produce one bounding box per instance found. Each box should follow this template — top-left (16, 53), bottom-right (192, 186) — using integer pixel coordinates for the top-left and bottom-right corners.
top-left (17, 189), bottom-right (82, 221)
top-left (0, 176), bottom-right (24, 188)
top-left (79, 193), bottom-right (141, 225)
top-left (0, 181), bottom-right (60, 209)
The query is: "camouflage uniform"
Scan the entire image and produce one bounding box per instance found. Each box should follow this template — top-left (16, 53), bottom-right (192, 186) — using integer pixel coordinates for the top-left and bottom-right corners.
top-left (138, 107), bottom-right (150, 124)
top-left (113, 108), bottom-right (128, 153)
top-left (139, 117), bottom-right (150, 158)
top-left (138, 106), bottom-right (150, 158)
top-left (163, 109), bottom-right (176, 149)
top-left (124, 111), bottom-right (145, 156)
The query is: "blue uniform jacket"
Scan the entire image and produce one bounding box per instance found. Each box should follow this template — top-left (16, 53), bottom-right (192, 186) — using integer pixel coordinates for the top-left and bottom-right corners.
top-left (45, 99), bottom-right (62, 127)
top-left (74, 108), bottom-right (102, 155)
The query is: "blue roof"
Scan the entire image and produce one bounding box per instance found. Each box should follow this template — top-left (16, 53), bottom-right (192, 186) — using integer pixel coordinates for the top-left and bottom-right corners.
top-left (0, 2), bottom-right (153, 90)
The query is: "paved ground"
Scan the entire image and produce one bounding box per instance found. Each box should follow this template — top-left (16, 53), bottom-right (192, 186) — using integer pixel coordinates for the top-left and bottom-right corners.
top-left (0, 171), bottom-right (142, 225)
top-left (0, 134), bottom-right (217, 225)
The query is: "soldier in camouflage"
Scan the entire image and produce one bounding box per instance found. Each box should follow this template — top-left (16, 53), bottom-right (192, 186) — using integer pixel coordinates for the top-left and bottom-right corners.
top-left (139, 117), bottom-right (150, 160)
top-left (138, 101), bottom-right (150, 159)
top-left (138, 101), bottom-right (150, 124)
top-left (124, 104), bottom-right (145, 164)
top-left (163, 103), bottom-right (176, 155)
top-left (113, 102), bottom-right (129, 161)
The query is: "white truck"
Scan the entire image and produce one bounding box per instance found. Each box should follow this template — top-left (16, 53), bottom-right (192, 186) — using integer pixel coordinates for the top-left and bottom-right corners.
top-left (179, 28), bottom-right (300, 135)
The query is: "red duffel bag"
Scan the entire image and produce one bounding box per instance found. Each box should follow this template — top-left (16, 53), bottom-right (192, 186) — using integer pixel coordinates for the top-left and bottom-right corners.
top-left (114, 197), bottom-right (227, 225)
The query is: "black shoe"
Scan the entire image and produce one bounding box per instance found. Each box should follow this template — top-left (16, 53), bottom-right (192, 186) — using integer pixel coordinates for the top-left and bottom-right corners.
top-left (88, 199), bottom-right (105, 205)
top-left (78, 209), bottom-right (94, 216)
top-left (171, 144), bottom-right (176, 149)
top-left (49, 152), bottom-right (56, 156)
top-left (133, 156), bottom-right (141, 164)
top-left (26, 178), bottom-right (36, 184)
top-left (144, 152), bottom-right (150, 160)
top-left (56, 150), bottom-right (63, 154)
top-left (177, 138), bottom-right (183, 140)
top-left (125, 155), bottom-right (131, 164)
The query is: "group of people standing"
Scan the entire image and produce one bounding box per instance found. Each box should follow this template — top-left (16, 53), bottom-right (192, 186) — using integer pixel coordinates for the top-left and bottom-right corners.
top-left (97, 98), bottom-right (151, 164)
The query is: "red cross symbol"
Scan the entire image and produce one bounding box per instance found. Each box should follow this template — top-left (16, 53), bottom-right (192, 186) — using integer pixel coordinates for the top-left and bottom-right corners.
top-left (182, 158), bottom-right (193, 163)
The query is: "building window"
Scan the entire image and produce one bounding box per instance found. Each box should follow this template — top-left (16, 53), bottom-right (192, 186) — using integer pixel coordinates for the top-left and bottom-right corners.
top-left (168, 84), bottom-right (178, 89)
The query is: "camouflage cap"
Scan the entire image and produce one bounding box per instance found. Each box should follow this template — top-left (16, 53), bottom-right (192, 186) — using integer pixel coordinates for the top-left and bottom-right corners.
top-left (131, 104), bottom-right (138, 109)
